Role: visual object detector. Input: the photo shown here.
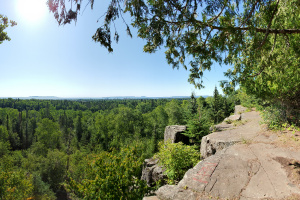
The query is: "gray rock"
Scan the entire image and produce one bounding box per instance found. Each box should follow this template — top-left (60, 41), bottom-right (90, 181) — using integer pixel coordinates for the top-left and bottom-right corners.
top-left (224, 114), bottom-right (241, 122)
top-left (156, 185), bottom-right (198, 200)
top-left (209, 123), bottom-right (233, 132)
top-left (178, 151), bottom-right (251, 199)
top-left (141, 158), bottom-right (167, 187)
top-left (235, 105), bottom-right (247, 115)
top-left (164, 125), bottom-right (189, 144)
top-left (209, 106), bottom-right (244, 131)
top-left (156, 143), bottom-right (300, 200)
top-left (143, 196), bottom-right (160, 200)
top-left (152, 109), bottom-right (300, 200)
top-left (201, 110), bottom-right (262, 159)
top-left (155, 151), bottom-right (251, 200)
top-left (200, 135), bottom-right (240, 159)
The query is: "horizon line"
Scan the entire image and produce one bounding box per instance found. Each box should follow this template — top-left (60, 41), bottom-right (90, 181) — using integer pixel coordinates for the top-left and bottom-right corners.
top-left (0, 95), bottom-right (210, 99)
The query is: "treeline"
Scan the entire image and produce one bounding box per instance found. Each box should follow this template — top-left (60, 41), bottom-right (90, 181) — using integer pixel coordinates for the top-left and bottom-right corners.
top-left (0, 98), bottom-right (177, 113)
top-left (0, 88), bottom-right (236, 199)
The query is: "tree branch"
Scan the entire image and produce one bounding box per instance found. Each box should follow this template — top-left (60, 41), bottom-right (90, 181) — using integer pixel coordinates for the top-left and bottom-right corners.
top-left (162, 18), bottom-right (300, 34)
top-left (203, 28), bottom-right (214, 47)
top-left (257, 0), bottom-right (280, 50)
top-left (246, 31), bottom-right (278, 78)
top-left (207, 0), bottom-right (228, 24)
top-left (240, 0), bottom-right (261, 27)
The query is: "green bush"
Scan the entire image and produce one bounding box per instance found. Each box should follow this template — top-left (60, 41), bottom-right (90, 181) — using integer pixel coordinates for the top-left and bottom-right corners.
top-left (261, 105), bottom-right (287, 130)
top-left (236, 88), bottom-right (262, 108)
top-left (41, 150), bottom-right (67, 191)
top-left (66, 144), bottom-right (150, 199)
top-left (0, 167), bottom-right (33, 200)
top-left (0, 126), bottom-right (10, 158)
top-left (154, 141), bottom-right (200, 184)
top-left (32, 173), bottom-right (56, 200)
top-left (22, 149), bottom-right (67, 195)
top-left (0, 141), bottom-right (10, 157)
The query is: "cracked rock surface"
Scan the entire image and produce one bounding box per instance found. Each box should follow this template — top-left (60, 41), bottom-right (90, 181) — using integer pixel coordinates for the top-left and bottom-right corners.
top-left (201, 109), bottom-right (263, 159)
top-left (144, 107), bottom-right (300, 200)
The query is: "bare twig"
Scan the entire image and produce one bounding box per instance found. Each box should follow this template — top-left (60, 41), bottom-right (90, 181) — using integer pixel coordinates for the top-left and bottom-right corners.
top-left (82, 0), bottom-right (92, 15)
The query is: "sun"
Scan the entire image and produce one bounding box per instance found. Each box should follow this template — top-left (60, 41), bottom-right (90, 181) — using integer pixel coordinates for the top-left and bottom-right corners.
top-left (16, 0), bottom-right (48, 24)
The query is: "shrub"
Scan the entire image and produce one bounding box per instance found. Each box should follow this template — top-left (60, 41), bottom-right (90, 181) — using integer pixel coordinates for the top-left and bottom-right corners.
top-left (236, 88), bottom-right (262, 108)
top-left (0, 167), bottom-right (33, 200)
top-left (66, 144), bottom-right (150, 199)
top-left (0, 141), bottom-right (10, 157)
top-left (261, 105), bottom-right (287, 130)
top-left (41, 149), bottom-right (67, 191)
top-left (224, 119), bottom-right (233, 124)
top-left (154, 141), bottom-right (200, 184)
top-left (32, 173), bottom-right (56, 200)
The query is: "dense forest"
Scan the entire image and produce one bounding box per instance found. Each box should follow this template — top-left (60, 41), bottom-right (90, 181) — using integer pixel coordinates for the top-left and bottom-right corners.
top-left (0, 87), bottom-right (238, 199)
top-left (0, 88), bottom-right (299, 199)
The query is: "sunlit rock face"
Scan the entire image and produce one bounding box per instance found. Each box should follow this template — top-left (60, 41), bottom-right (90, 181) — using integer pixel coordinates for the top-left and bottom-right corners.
top-left (164, 125), bottom-right (189, 144)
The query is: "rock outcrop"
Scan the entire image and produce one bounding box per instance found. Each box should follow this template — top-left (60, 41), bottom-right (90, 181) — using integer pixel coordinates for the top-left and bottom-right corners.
top-left (141, 158), bottom-right (166, 187)
top-left (145, 106), bottom-right (300, 200)
top-left (209, 122), bottom-right (233, 132)
top-left (156, 143), bottom-right (300, 200)
top-left (209, 105), bottom-right (243, 132)
top-left (142, 125), bottom-right (188, 187)
top-left (164, 125), bottom-right (189, 144)
top-left (234, 105), bottom-right (247, 115)
top-left (223, 114), bottom-right (241, 122)
top-left (201, 109), bottom-right (261, 159)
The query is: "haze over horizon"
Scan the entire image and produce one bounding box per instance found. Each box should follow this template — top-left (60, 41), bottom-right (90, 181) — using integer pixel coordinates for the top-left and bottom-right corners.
top-left (0, 95), bottom-right (210, 100)
top-left (1, 0), bottom-right (231, 98)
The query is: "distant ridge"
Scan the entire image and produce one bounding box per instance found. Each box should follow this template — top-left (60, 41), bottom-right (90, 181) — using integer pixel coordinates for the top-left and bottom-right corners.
top-left (29, 96), bottom-right (59, 99)
top-left (1, 95), bottom-right (209, 100)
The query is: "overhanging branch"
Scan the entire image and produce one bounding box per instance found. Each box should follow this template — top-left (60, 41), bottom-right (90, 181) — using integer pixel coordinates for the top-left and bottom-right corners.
top-left (257, 0), bottom-right (280, 50)
top-left (163, 18), bottom-right (300, 34)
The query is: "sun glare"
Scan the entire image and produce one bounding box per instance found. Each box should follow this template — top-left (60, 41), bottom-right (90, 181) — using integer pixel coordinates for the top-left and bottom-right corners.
top-left (16, 0), bottom-right (48, 24)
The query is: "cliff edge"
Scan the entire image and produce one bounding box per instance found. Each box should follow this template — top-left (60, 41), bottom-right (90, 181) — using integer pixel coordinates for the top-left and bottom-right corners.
top-left (145, 106), bottom-right (300, 200)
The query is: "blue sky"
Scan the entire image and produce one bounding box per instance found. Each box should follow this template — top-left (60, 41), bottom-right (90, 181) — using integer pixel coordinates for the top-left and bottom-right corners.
top-left (0, 0), bottom-right (231, 98)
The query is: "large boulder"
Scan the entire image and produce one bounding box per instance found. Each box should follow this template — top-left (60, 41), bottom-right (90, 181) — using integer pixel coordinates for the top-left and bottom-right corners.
top-left (141, 158), bottom-right (167, 187)
top-left (164, 125), bottom-right (189, 144)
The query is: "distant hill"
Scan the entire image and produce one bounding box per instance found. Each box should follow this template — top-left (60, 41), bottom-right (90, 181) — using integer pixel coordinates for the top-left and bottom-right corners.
top-left (29, 96), bottom-right (59, 100)
top-left (2, 95), bottom-right (209, 100)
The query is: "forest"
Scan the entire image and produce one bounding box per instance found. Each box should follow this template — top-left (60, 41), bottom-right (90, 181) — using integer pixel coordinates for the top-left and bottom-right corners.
top-left (1, 0), bottom-right (299, 199)
top-left (0, 87), bottom-right (238, 199)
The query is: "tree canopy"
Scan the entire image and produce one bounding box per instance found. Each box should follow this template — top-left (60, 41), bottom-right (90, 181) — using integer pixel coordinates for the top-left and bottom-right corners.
top-left (0, 96), bottom-right (235, 199)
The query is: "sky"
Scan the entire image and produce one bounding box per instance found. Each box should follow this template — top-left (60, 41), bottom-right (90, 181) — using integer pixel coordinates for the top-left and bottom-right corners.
top-left (0, 0), bottom-right (231, 98)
